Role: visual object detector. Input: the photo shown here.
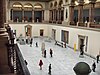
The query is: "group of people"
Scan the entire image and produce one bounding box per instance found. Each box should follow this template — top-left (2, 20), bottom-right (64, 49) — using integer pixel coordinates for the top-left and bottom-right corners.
top-left (35, 42), bottom-right (53, 74)
top-left (39, 59), bottom-right (52, 74)
top-left (38, 48), bottom-right (53, 74)
top-left (79, 44), bottom-right (100, 72)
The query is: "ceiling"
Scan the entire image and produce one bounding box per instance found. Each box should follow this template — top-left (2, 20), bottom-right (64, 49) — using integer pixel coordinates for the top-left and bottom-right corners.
top-left (10, 0), bottom-right (52, 2)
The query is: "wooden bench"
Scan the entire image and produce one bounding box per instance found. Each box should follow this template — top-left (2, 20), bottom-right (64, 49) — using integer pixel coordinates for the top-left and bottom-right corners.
top-left (55, 41), bottom-right (63, 47)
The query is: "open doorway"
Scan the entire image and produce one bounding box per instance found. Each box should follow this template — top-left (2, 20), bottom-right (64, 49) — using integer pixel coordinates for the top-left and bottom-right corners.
top-left (52, 29), bottom-right (56, 40)
top-left (78, 35), bottom-right (85, 51)
top-left (40, 29), bottom-right (44, 36)
top-left (25, 25), bottom-right (32, 37)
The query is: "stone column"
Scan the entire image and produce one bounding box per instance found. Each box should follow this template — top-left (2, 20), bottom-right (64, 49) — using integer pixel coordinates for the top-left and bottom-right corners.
top-left (42, 10), bottom-right (44, 22)
top-left (53, 9), bottom-right (55, 23)
top-left (11, 9), bottom-right (13, 22)
top-left (0, 0), bottom-right (9, 67)
top-left (32, 10), bottom-right (34, 23)
top-left (0, 0), bottom-right (4, 28)
top-left (49, 10), bottom-right (52, 22)
top-left (68, 3), bottom-right (75, 25)
top-left (88, 1), bottom-right (95, 27)
top-left (59, 9), bottom-right (62, 23)
top-left (77, 1), bottom-right (84, 26)
top-left (22, 9), bottom-right (24, 22)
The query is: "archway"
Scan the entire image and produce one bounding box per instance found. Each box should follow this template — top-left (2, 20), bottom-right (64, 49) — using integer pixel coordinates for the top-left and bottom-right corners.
top-left (34, 3), bottom-right (43, 22)
top-left (12, 2), bottom-right (23, 22)
top-left (25, 25), bottom-right (32, 37)
top-left (24, 3), bottom-right (33, 22)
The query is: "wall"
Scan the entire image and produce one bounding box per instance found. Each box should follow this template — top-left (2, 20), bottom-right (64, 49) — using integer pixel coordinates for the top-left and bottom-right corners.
top-left (9, 23), bottom-right (100, 57)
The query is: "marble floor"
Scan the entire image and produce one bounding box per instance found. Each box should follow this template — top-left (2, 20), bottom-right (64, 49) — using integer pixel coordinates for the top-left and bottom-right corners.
top-left (18, 37), bottom-right (100, 75)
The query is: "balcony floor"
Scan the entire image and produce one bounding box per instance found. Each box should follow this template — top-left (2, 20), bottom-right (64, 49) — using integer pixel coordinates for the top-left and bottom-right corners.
top-left (18, 37), bottom-right (100, 75)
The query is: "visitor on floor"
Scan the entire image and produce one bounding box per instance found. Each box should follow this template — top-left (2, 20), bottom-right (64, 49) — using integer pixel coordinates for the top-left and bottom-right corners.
top-left (96, 54), bottom-right (100, 63)
top-left (36, 42), bottom-right (38, 47)
top-left (50, 48), bottom-right (53, 57)
top-left (92, 61), bottom-right (96, 72)
top-left (48, 64), bottom-right (52, 75)
top-left (39, 59), bottom-right (43, 70)
top-left (44, 50), bottom-right (46, 58)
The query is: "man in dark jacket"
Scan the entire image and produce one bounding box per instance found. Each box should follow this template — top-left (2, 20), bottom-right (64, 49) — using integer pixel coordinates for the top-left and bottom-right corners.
top-left (96, 55), bottom-right (100, 63)
top-left (92, 61), bottom-right (96, 72)
top-left (48, 64), bottom-right (52, 75)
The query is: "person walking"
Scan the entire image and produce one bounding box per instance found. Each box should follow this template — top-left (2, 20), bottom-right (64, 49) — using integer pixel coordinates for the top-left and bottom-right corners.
top-left (50, 48), bottom-right (53, 57)
top-left (48, 64), bottom-right (52, 75)
top-left (36, 42), bottom-right (38, 47)
top-left (39, 60), bottom-right (43, 70)
top-left (96, 54), bottom-right (100, 63)
top-left (92, 61), bottom-right (96, 72)
top-left (30, 38), bottom-right (33, 47)
top-left (44, 50), bottom-right (46, 58)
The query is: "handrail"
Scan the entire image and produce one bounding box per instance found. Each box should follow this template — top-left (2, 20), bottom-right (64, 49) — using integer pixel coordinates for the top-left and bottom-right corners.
top-left (14, 44), bottom-right (30, 75)
top-left (5, 25), bottom-right (31, 75)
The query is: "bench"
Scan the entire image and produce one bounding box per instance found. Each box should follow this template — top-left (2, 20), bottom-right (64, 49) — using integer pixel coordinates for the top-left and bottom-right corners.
top-left (55, 41), bottom-right (63, 47)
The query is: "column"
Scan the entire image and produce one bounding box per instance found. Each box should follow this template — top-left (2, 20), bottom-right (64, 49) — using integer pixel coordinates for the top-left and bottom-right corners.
top-left (22, 9), bottom-right (24, 22)
top-left (32, 10), bottom-right (34, 23)
top-left (69, 5), bottom-right (74, 25)
top-left (88, 2), bottom-right (95, 26)
top-left (57, 9), bottom-right (59, 23)
top-left (0, 0), bottom-right (9, 67)
top-left (77, 2), bottom-right (84, 26)
top-left (0, 0), bottom-right (4, 28)
top-left (53, 9), bottom-right (55, 23)
top-left (59, 9), bottom-right (62, 24)
top-left (11, 9), bottom-right (13, 22)
top-left (42, 10), bottom-right (44, 22)
top-left (49, 10), bottom-right (51, 22)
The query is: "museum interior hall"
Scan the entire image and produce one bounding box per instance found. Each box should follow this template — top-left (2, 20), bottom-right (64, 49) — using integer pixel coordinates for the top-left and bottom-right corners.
top-left (0, 0), bottom-right (100, 75)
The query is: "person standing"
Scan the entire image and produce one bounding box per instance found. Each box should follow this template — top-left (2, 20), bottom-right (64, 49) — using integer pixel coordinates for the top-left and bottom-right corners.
top-left (50, 48), bottom-right (53, 57)
top-left (36, 42), bottom-right (38, 47)
top-left (80, 44), bottom-right (84, 55)
top-left (96, 54), bottom-right (100, 63)
top-left (39, 60), bottom-right (43, 70)
top-left (44, 50), bottom-right (46, 58)
top-left (30, 38), bottom-right (33, 47)
top-left (48, 64), bottom-right (52, 75)
top-left (92, 61), bottom-right (96, 72)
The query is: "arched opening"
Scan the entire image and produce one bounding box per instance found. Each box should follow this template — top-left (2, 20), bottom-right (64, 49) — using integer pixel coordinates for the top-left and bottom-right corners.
top-left (24, 3), bottom-right (33, 22)
top-left (34, 3), bottom-right (43, 22)
top-left (25, 25), bottom-right (32, 37)
top-left (58, 0), bottom-right (64, 24)
top-left (12, 2), bottom-right (23, 22)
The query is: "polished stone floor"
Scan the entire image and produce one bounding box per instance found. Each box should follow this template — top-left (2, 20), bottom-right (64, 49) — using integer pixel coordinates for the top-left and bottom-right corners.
top-left (18, 37), bottom-right (100, 75)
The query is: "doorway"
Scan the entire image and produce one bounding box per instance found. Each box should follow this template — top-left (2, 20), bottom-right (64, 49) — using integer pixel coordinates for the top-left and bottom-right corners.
top-left (78, 35), bottom-right (85, 51)
top-left (40, 29), bottom-right (44, 36)
top-left (25, 25), bottom-right (32, 37)
top-left (52, 29), bottom-right (56, 40)
top-left (34, 11), bottom-right (42, 22)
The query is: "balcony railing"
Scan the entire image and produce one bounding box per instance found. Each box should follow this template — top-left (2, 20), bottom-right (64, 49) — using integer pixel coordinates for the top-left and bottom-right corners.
top-left (6, 25), bottom-right (30, 75)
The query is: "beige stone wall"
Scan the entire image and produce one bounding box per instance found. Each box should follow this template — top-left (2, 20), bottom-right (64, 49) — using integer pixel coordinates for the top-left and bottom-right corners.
top-left (9, 23), bottom-right (100, 57)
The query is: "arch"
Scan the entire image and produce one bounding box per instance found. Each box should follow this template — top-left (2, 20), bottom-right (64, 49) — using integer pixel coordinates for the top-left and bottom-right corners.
top-left (50, 2), bottom-right (53, 8)
top-left (54, 1), bottom-right (57, 7)
top-left (59, 0), bottom-right (63, 7)
top-left (34, 3), bottom-right (43, 9)
top-left (24, 3), bottom-right (33, 8)
top-left (12, 2), bottom-right (23, 8)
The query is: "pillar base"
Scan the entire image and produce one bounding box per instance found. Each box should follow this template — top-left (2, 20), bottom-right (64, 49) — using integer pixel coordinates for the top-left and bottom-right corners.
top-left (87, 22), bottom-right (94, 27)
top-left (77, 22), bottom-right (84, 27)
top-left (68, 21), bottom-right (75, 25)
